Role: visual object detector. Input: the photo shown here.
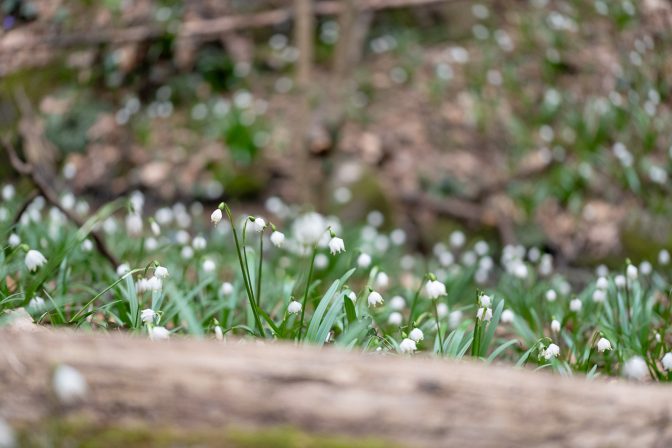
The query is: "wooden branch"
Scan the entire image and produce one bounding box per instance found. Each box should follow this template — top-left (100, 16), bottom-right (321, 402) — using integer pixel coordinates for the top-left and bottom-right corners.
top-left (2, 139), bottom-right (120, 268)
top-left (1, 328), bottom-right (672, 446)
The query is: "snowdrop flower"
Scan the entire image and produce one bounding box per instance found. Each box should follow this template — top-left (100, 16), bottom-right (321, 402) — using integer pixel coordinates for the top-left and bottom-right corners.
top-left (551, 319), bottom-right (561, 333)
top-left (145, 237), bottom-right (158, 251)
top-left (2, 184), bottom-right (15, 201)
top-left (388, 312), bottom-right (403, 326)
top-left (125, 213), bottom-right (143, 236)
top-left (375, 272), bottom-right (389, 289)
top-left (569, 298), bottom-right (582, 312)
top-left (221, 282), bottom-right (234, 295)
top-left (287, 300), bottom-right (302, 314)
top-left (176, 230), bottom-right (190, 245)
top-left (357, 253), bottom-right (372, 268)
top-left (448, 309), bottom-right (461, 327)
top-left (53, 364), bottom-right (88, 405)
top-left (626, 264), bottom-right (638, 281)
top-left (136, 278), bottom-right (149, 293)
top-left (347, 291), bottom-right (357, 302)
top-left (480, 294), bottom-right (492, 308)
top-left (192, 236), bottom-right (207, 250)
top-left (543, 343), bottom-right (560, 360)
top-left (181, 246), bottom-right (194, 260)
top-left (659, 249), bottom-right (670, 265)
top-left (623, 356), bottom-right (648, 381)
top-left (252, 217), bottom-right (266, 232)
top-left (614, 275), bottom-right (626, 289)
top-left (146, 276), bottom-right (162, 291)
top-left (150, 220), bottom-right (161, 236)
top-left (640, 261), bottom-right (652, 276)
top-left (8, 233), bottom-right (20, 248)
top-left (592, 289), bottom-right (606, 303)
top-left (661, 353), bottom-right (672, 371)
top-left (409, 328), bottom-right (424, 342)
top-left (154, 266), bottom-right (169, 279)
top-left (149, 326), bottom-right (170, 340)
top-left (501, 309), bottom-right (514, 323)
top-left (141, 308), bottom-right (156, 323)
top-left (512, 261), bottom-right (529, 279)
top-left (25, 249), bottom-right (47, 272)
top-left (390, 295), bottom-right (406, 310)
top-left (81, 239), bottom-right (93, 252)
top-left (315, 253), bottom-right (329, 270)
top-left (328, 236), bottom-right (345, 255)
top-left (596, 277), bottom-right (608, 290)
top-left (596, 337), bottom-right (612, 353)
top-left (545, 289), bottom-right (557, 302)
top-left (28, 296), bottom-right (46, 312)
top-left (214, 325), bottom-right (224, 340)
top-left (425, 279), bottom-right (447, 299)
top-left (202, 259), bottom-right (216, 273)
top-left (293, 212), bottom-right (327, 246)
top-left (450, 230), bottom-right (466, 248)
top-left (368, 290), bottom-right (384, 307)
top-left (211, 208), bottom-right (223, 225)
top-left (477, 307), bottom-right (493, 321)
top-left (270, 231), bottom-right (285, 247)
top-left (399, 338), bottom-right (417, 353)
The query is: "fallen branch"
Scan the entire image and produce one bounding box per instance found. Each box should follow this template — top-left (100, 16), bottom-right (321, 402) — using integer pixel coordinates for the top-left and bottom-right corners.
top-left (1, 328), bottom-right (671, 447)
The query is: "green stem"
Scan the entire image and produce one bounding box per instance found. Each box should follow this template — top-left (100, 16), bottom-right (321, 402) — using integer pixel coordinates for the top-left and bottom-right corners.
top-left (472, 318), bottom-right (481, 357)
top-left (298, 246), bottom-right (318, 342)
top-left (256, 234), bottom-right (263, 306)
top-left (406, 281), bottom-right (424, 328)
top-left (432, 299), bottom-right (445, 355)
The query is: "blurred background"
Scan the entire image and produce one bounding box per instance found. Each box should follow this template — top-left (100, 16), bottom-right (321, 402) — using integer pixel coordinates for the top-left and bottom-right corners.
top-left (1, 0), bottom-right (671, 271)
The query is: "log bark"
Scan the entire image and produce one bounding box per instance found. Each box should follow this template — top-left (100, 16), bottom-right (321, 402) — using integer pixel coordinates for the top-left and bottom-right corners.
top-left (1, 328), bottom-right (672, 447)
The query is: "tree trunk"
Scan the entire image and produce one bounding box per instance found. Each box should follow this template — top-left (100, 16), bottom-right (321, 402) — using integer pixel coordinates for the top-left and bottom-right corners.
top-left (1, 328), bottom-right (672, 447)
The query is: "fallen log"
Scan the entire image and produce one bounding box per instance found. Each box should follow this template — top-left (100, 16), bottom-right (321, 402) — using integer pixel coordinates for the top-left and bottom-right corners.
top-left (1, 327), bottom-right (672, 447)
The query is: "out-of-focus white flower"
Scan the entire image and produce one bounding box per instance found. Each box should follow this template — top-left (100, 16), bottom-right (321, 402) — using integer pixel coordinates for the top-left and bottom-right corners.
top-left (314, 253), bottom-right (329, 270)
top-left (570, 298), bottom-right (582, 312)
top-left (80, 239), bottom-right (93, 252)
top-left (368, 291), bottom-right (384, 307)
top-left (270, 231), bottom-right (285, 247)
top-left (661, 353), bottom-right (672, 371)
top-left (450, 230), bottom-right (466, 248)
top-left (357, 253), bottom-right (372, 268)
top-left (477, 307), bottom-right (493, 321)
top-left (8, 233), bottom-right (20, 248)
top-left (448, 309), bottom-right (461, 327)
top-left (202, 259), bottom-right (216, 273)
top-left (375, 272), bottom-right (390, 289)
top-left (480, 294), bottom-right (492, 308)
top-left (253, 217), bottom-right (266, 232)
top-left (623, 356), bottom-right (649, 381)
top-left (614, 275), bottom-right (626, 288)
top-left (399, 338), bottom-right (417, 353)
top-left (154, 266), bottom-right (169, 279)
top-left (596, 337), bottom-right (612, 353)
top-left (211, 208), bottom-right (223, 225)
top-left (141, 308), bottom-right (156, 323)
top-left (551, 319), bottom-right (561, 333)
top-left (409, 328), bottom-right (424, 342)
top-left (389, 295), bottom-right (405, 310)
top-left (287, 300), bottom-right (302, 314)
top-left (545, 290), bottom-right (557, 302)
top-left (176, 230), bottom-right (190, 245)
top-left (501, 309), bottom-right (514, 323)
top-left (293, 212), bottom-right (327, 246)
top-left (221, 282), bottom-right (234, 295)
top-left (149, 326), bottom-right (170, 340)
top-left (347, 291), bottom-right (357, 302)
top-left (150, 221), bottom-right (161, 236)
top-left (25, 249), bottom-right (47, 272)
top-left (596, 277), bottom-right (609, 290)
top-left (659, 249), bottom-right (670, 266)
top-left (214, 325), bottom-right (224, 340)
top-left (192, 236), bottom-right (207, 250)
top-left (53, 364), bottom-right (88, 404)
top-left (146, 276), bottom-right (162, 291)
top-left (0, 417), bottom-right (15, 448)
top-left (388, 312), bottom-right (403, 326)
top-left (592, 289), bottom-right (606, 303)
top-left (181, 246), bottom-right (194, 260)
top-left (425, 279), bottom-right (447, 299)
top-left (640, 261), bottom-right (652, 276)
top-left (328, 237), bottom-right (345, 255)
top-left (2, 184), bottom-right (15, 201)
top-left (543, 343), bottom-right (560, 360)
top-left (626, 264), bottom-right (638, 281)
top-left (125, 213), bottom-right (143, 236)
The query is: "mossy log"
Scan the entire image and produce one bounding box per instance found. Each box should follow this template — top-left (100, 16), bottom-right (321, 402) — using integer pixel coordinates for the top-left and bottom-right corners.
top-left (1, 328), bottom-right (672, 447)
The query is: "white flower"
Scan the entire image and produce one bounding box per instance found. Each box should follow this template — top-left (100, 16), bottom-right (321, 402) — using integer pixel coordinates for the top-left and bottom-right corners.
top-left (154, 266), bottom-right (169, 279)
top-left (8, 233), bottom-right (20, 248)
top-left (501, 309), bottom-right (514, 323)
top-left (375, 272), bottom-right (389, 289)
top-left (253, 217), bottom-right (266, 232)
top-left (25, 249), bottom-right (47, 272)
top-left (513, 262), bottom-right (529, 279)
top-left (146, 276), bottom-right (162, 291)
top-left (136, 278), bottom-right (149, 293)
top-left (347, 291), bottom-right (357, 302)
top-left (448, 309), bottom-right (461, 327)
top-left (221, 282), bottom-right (234, 295)
top-left (357, 253), bottom-right (372, 268)
top-left (596, 277), bottom-right (608, 290)
top-left (328, 237), bottom-right (345, 255)
top-left (662, 353), bottom-right (672, 371)
top-left (389, 295), bottom-right (406, 310)
top-left (315, 253), bottom-right (329, 270)
top-left (116, 263), bottom-right (130, 277)
top-left (623, 356), bottom-right (648, 381)
top-left (545, 289), bottom-right (557, 302)
top-left (596, 337), bottom-right (612, 353)
top-left (202, 259), bottom-right (216, 273)
top-left (150, 221), bottom-right (161, 236)
top-left (626, 264), bottom-right (638, 281)
top-left (477, 307), bottom-right (493, 321)
top-left (149, 326), bottom-right (170, 340)
top-left (569, 298), bottom-right (582, 312)
top-left (614, 275), bottom-right (626, 288)
top-left (409, 328), bottom-right (424, 342)
top-left (551, 319), bottom-right (561, 333)
top-left (640, 261), bottom-right (652, 276)
top-left (270, 231), bottom-right (285, 247)
top-left (214, 325), bottom-right (224, 340)
top-left (53, 364), bottom-right (88, 404)
top-left (125, 213), bottom-right (143, 236)
top-left (543, 343), bottom-right (560, 360)
top-left (181, 246), bottom-right (194, 260)
top-left (192, 236), bottom-right (207, 251)
top-left (293, 212), bottom-right (327, 246)
top-left (450, 230), bottom-right (466, 248)
top-left (425, 279), bottom-right (447, 299)
top-left (368, 291), bottom-right (384, 307)
top-left (287, 300), bottom-right (302, 314)
top-left (0, 417), bottom-right (15, 448)
top-left (592, 289), bottom-right (606, 303)
top-left (28, 296), bottom-right (46, 311)
top-left (141, 308), bottom-right (156, 323)
top-left (399, 338), bottom-right (417, 353)
top-left (480, 294), bottom-right (492, 308)
top-left (388, 312), bottom-right (403, 326)
top-left (211, 208), bottom-right (223, 225)
top-left (659, 249), bottom-right (670, 266)
top-left (2, 184), bottom-right (15, 201)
